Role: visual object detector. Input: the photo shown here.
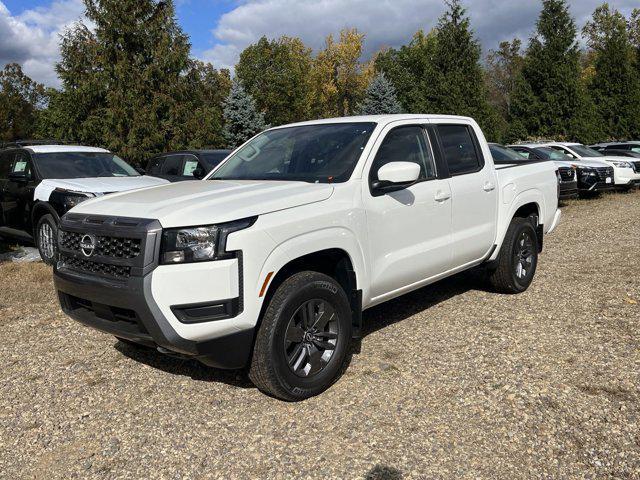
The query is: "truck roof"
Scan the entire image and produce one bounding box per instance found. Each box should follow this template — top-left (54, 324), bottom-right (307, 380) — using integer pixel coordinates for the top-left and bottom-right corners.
top-left (276, 114), bottom-right (476, 129)
top-left (24, 145), bottom-right (110, 154)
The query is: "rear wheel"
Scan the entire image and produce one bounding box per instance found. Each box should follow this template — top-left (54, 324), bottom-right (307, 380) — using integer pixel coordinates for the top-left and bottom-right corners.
top-left (488, 217), bottom-right (539, 294)
top-left (249, 271), bottom-right (352, 401)
top-left (35, 214), bottom-right (58, 266)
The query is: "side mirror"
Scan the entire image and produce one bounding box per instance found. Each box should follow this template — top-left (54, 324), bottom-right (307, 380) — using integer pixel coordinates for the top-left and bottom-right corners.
top-left (135, 166), bottom-right (146, 175)
top-left (8, 171), bottom-right (28, 183)
top-left (192, 166), bottom-right (206, 180)
top-left (372, 162), bottom-right (421, 193)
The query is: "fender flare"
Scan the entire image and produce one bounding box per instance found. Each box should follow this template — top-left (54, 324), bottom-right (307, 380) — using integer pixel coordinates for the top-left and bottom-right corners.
top-left (490, 189), bottom-right (544, 261)
top-left (30, 201), bottom-right (61, 232)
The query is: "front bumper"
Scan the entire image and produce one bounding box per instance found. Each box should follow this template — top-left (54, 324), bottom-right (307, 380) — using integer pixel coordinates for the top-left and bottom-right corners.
top-left (558, 180), bottom-right (578, 199)
top-left (53, 213), bottom-right (255, 369)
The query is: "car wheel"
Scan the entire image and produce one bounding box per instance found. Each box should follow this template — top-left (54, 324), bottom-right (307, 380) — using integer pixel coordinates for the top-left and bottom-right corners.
top-left (488, 217), bottom-right (539, 294)
top-left (249, 271), bottom-right (352, 401)
top-left (36, 214), bottom-right (58, 266)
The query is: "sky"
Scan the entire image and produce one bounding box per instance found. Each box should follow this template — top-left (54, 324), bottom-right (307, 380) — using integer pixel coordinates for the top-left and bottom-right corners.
top-left (1, 0), bottom-right (638, 87)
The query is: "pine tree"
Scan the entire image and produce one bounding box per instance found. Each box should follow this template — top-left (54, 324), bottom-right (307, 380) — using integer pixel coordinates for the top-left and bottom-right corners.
top-left (236, 36), bottom-right (313, 126)
top-left (0, 64), bottom-right (47, 141)
top-left (222, 79), bottom-right (269, 148)
top-left (583, 4), bottom-right (640, 139)
top-left (511, 0), bottom-right (600, 142)
top-left (357, 73), bottom-right (403, 115)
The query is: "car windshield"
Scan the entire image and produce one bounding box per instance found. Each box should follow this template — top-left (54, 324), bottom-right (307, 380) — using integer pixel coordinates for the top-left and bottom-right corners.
top-left (34, 152), bottom-right (139, 179)
top-left (489, 144), bottom-right (524, 162)
top-left (534, 147), bottom-right (571, 161)
top-left (201, 152), bottom-right (229, 168)
top-left (570, 144), bottom-right (604, 158)
top-left (210, 123), bottom-right (376, 183)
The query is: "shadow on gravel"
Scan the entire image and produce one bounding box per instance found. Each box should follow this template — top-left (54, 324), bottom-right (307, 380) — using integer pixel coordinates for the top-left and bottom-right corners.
top-left (364, 465), bottom-right (403, 479)
top-left (361, 269), bottom-right (489, 339)
top-left (114, 341), bottom-right (254, 389)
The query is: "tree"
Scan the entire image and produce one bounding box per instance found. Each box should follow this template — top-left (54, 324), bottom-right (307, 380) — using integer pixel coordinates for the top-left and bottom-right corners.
top-left (357, 73), bottom-right (402, 115)
top-left (0, 64), bottom-right (47, 141)
top-left (486, 39), bottom-right (524, 124)
top-left (46, 0), bottom-right (229, 165)
top-left (236, 36), bottom-right (313, 126)
top-left (222, 79), bottom-right (269, 148)
top-left (310, 28), bottom-right (373, 118)
top-left (583, 4), bottom-right (640, 139)
top-left (511, 0), bottom-right (601, 142)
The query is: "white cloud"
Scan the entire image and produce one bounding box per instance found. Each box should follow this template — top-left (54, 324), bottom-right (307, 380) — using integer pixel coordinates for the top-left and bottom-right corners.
top-left (0, 0), bottom-right (85, 86)
top-left (201, 0), bottom-right (640, 70)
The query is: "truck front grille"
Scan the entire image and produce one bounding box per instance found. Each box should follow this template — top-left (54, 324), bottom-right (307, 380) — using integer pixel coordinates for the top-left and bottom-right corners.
top-left (60, 231), bottom-right (141, 259)
top-left (558, 167), bottom-right (575, 181)
top-left (632, 161), bottom-right (640, 173)
top-left (60, 254), bottom-right (131, 278)
top-left (595, 166), bottom-right (614, 181)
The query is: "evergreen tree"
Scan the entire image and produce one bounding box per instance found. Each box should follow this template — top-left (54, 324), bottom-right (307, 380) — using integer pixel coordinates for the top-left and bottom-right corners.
top-left (511, 0), bottom-right (601, 142)
top-left (0, 64), bottom-right (47, 141)
top-left (46, 0), bottom-right (229, 165)
top-left (236, 36), bottom-right (313, 126)
top-left (357, 73), bottom-right (403, 115)
top-left (486, 39), bottom-right (524, 136)
top-left (222, 79), bottom-right (269, 148)
top-left (583, 4), bottom-right (640, 139)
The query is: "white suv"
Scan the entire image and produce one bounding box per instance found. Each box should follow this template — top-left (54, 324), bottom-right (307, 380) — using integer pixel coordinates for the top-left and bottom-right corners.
top-left (539, 142), bottom-right (640, 190)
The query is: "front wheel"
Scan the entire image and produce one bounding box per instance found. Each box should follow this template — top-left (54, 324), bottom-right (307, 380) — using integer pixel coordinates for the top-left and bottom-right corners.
top-left (487, 217), bottom-right (539, 294)
top-left (249, 271), bottom-right (352, 401)
top-left (35, 214), bottom-right (58, 266)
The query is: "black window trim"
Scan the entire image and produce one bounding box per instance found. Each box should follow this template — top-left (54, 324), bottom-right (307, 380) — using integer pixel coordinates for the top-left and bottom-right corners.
top-left (433, 123), bottom-right (486, 177)
top-left (367, 123), bottom-right (440, 196)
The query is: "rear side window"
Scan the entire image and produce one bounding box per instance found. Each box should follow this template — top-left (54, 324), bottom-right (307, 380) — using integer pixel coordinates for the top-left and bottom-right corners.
top-left (370, 125), bottom-right (436, 182)
top-left (161, 155), bottom-right (183, 175)
top-left (437, 125), bottom-right (482, 175)
top-left (0, 151), bottom-right (14, 179)
top-left (147, 156), bottom-right (163, 175)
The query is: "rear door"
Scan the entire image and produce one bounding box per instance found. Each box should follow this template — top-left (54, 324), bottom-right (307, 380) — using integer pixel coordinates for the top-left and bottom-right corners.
top-left (434, 122), bottom-right (498, 267)
top-left (0, 150), bottom-right (14, 226)
top-left (3, 150), bottom-right (37, 233)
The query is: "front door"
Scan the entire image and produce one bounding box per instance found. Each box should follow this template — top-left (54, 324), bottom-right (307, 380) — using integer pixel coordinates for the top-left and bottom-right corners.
top-left (3, 150), bottom-right (36, 233)
top-left (363, 123), bottom-right (453, 302)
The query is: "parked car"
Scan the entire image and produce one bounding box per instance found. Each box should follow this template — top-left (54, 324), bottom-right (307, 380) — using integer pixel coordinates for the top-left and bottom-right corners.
top-left (145, 150), bottom-right (231, 182)
top-left (506, 145), bottom-right (579, 199)
top-left (53, 115), bottom-right (561, 400)
top-left (0, 145), bottom-right (168, 264)
top-left (590, 141), bottom-right (640, 154)
top-left (539, 142), bottom-right (640, 191)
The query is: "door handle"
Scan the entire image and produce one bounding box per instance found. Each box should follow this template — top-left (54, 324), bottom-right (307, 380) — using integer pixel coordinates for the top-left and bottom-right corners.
top-left (434, 191), bottom-right (451, 202)
top-left (483, 181), bottom-right (496, 192)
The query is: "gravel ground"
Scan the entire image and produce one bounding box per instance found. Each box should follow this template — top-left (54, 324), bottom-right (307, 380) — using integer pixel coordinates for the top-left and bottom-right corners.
top-left (1, 190), bottom-right (639, 479)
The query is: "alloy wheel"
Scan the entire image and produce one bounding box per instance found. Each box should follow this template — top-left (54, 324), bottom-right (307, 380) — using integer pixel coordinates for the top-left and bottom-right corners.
top-left (514, 231), bottom-right (534, 279)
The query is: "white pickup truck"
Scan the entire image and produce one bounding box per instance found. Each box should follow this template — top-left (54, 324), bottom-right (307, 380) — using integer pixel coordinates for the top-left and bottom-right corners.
top-left (53, 115), bottom-right (561, 400)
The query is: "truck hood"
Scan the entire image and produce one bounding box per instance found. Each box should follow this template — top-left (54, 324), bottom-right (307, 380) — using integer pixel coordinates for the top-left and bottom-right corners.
top-left (35, 175), bottom-right (169, 202)
top-left (70, 179), bottom-right (335, 227)
top-left (570, 158), bottom-right (612, 168)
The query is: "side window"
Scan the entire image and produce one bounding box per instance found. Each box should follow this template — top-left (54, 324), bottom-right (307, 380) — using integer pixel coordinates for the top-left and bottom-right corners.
top-left (182, 156), bottom-right (200, 177)
top-left (161, 155), bottom-right (183, 176)
top-left (370, 125), bottom-right (436, 183)
top-left (11, 151), bottom-right (31, 177)
top-left (630, 147), bottom-right (640, 153)
top-left (147, 156), bottom-right (163, 175)
top-left (0, 152), bottom-right (13, 179)
top-left (437, 125), bottom-right (482, 176)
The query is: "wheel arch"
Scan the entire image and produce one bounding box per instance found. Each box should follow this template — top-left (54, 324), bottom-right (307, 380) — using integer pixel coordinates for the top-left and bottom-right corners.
top-left (30, 201), bottom-right (60, 235)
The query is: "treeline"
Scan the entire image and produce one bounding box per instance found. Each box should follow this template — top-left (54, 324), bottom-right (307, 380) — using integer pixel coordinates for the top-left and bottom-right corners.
top-left (1, 0), bottom-right (640, 165)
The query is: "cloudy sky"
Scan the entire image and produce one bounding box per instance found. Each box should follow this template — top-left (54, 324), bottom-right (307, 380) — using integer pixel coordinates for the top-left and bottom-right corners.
top-left (1, 0), bottom-right (638, 87)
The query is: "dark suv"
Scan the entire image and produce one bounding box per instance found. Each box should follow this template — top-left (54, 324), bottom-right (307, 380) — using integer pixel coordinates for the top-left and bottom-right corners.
top-left (145, 150), bottom-right (231, 182)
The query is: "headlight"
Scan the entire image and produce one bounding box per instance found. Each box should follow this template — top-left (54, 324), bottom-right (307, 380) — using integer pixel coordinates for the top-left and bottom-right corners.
top-left (161, 217), bottom-right (256, 264)
top-left (52, 189), bottom-right (95, 210)
top-left (609, 160), bottom-right (632, 168)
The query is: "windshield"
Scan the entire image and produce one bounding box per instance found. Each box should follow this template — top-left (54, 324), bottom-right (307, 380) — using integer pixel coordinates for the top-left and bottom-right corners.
top-left (534, 147), bottom-right (571, 161)
top-left (489, 144), bottom-right (525, 162)
top-left (569, 144), bottom-right (604, 158)
top-left (210, 123), bottom-right (376, 183)
top-left (34, 152), bottom-right (139, 179)
top-left (201, 151), bottom-right (229, 168)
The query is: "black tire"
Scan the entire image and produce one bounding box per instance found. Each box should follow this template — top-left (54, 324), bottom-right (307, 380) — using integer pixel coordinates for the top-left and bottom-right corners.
top-left (249, 271), bottom-right (352, 401)
top-left (35, 214), bottom-right (58, 266)
top-left (488, 217), bottom-right (539, 294)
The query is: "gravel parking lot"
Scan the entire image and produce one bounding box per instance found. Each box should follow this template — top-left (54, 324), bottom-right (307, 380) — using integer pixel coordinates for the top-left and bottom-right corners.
top-left (1, 190), bottom-right (639, 479)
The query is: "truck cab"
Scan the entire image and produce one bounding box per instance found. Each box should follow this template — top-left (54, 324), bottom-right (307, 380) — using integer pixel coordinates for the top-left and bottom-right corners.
top-left (53, 115), bottom-right (561, 400)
